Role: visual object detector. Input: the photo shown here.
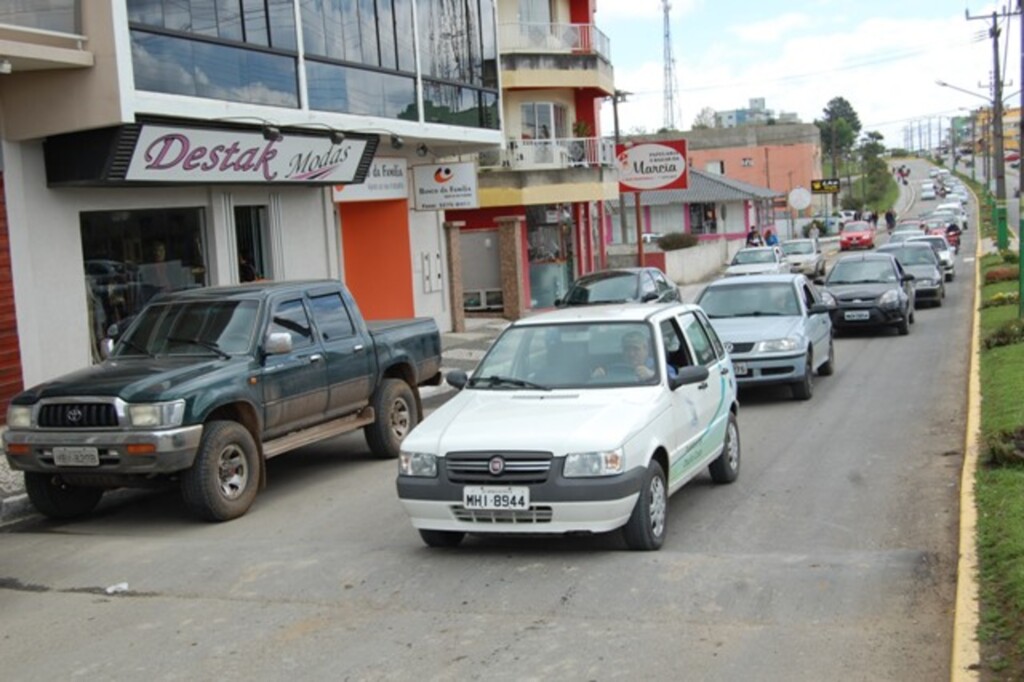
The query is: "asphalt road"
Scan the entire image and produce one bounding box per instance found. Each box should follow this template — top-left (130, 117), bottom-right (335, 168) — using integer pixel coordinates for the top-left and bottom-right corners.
top-left (0, 160), bottom-right (973, 681)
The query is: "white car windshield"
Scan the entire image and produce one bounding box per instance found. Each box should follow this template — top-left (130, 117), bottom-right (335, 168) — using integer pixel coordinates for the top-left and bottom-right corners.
top-left (471, 322), bottom-right (662, 389)
top-left (782, 242), bottom-right (813, 255)
top-left (698, 282), bottom-right (800, 318)
top-left (733, 249), bottom-right (776, 264)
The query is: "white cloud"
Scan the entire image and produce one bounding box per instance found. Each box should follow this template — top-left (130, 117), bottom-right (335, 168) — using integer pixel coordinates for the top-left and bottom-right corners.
top-left (601, 11), bottom-right (1008, 147)
top-left (727, 13), bottom-right (812, 44)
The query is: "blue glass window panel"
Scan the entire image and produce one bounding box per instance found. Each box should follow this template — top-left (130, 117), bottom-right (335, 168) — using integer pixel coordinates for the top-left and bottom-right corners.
top-left (216, 0), bottom-right (244, 40)
top-left (131, 31), bottom-right (298, 107)
top-left (393, 0), bottom-right (415, 72)
top-left (358, 0), bottom-right (379, 65)
top-left (190, 0), bottom-right (219, 37)
top-left (163, 1), bottom-right (192, 32)
top-left (376, 0), bottom-right (397, 70)
top-left (306, 61), bottom-right (416, 119)
top-left (268, 0), bottom-right (298, 50)
top-left (299, 0), bottom-right (327, 55)
top-left (128, 0), bottom-right (164, 25)
top-left (242, 0), bottom-right (270, 46)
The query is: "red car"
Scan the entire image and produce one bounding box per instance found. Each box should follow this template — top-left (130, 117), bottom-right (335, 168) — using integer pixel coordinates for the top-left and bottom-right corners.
top-left (839, 220), bottom-right (876, 250)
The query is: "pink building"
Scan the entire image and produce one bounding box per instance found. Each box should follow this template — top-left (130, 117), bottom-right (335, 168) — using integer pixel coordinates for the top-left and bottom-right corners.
top-left (634, 124), bottom-right (825, 216)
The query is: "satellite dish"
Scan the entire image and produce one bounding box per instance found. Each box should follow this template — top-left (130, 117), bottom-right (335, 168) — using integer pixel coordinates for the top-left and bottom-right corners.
top-left (788, 187), bottom-right (812, 211)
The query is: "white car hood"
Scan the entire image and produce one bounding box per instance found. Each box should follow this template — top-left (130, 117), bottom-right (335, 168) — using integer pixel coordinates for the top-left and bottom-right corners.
top-left (725, 263), bottom-right (781, 276)
top-left (709, 316), bottom-right (804, 344)
top-left (404, 388), bottom-right (664, 455)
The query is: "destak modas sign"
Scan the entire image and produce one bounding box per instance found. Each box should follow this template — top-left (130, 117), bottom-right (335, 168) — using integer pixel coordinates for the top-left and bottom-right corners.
top-left (126, 125), bottom-right (373, 184)
top-left (616, 139), bottom-right (689, 192)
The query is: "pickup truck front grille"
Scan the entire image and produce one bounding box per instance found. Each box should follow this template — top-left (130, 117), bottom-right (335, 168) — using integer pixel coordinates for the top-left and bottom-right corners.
top-left (445, 451), bottom-right (553, 484)
top-left (38, 403), bottom-right (118, 428)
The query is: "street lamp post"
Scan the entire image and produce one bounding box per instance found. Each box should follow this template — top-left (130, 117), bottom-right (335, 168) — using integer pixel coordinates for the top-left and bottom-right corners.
top-left (937, 78), bottom-right (1009, 249)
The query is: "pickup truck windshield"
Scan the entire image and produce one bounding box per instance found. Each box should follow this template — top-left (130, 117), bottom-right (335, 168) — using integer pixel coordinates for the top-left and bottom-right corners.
top-left (116, 300), bottom-right (259, 357)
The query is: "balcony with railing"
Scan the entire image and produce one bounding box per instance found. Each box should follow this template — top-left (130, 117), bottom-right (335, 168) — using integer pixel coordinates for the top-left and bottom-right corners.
top-left (499, 22), bottom-right (611, 60)
top-left (0, 0), bottom-right (91, 73)
top-left (480, 136), bottom-right (616, 171)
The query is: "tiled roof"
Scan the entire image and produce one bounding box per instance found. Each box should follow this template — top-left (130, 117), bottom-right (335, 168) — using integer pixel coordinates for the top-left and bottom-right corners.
top-left (621, 169), bottom-right (783, 206)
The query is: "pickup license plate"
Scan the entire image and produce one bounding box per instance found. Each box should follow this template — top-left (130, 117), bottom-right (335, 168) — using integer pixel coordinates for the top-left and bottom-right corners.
top-left (844, 310), bottom-right (870, 321)
top-left (52, 446), bottom-right (100, 467)
top-left (463, 486), bottom-right (530, 510)
top-left (733, 362), bottom-right (749, 376)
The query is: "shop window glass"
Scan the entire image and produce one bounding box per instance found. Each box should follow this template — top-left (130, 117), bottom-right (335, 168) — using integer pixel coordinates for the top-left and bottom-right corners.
top-left (80, 208), bottom-right (208, 363)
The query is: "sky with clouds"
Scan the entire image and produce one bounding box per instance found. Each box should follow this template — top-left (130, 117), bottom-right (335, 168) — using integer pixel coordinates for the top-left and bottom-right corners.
top-left (595, 0), bottom-right (1021, 148)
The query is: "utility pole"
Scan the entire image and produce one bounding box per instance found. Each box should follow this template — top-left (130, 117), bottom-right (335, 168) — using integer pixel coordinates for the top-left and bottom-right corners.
top-left (1019, 0), bottom-right (1023, 317)
top-left (612, 90), bottom-right (631, 243)
top-left (968, 8), bottom-right (1009, 247)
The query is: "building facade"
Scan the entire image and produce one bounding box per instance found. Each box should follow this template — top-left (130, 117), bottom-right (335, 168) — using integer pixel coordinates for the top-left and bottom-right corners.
top-left (0, 1), bottom-right (503, 418)
top-left (446, 0), bottom-right (618, 312)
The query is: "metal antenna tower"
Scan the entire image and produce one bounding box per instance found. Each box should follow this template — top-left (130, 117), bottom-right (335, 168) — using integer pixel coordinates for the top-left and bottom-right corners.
top-left (662, 0), bottom-right (680, 130)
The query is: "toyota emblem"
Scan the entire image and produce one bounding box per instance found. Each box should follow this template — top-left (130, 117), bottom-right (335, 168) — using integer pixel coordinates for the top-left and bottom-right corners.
top-left (488, 456), bottom-right (505, 475)
top-left (66, 407), bottom-right (83, 423)
top-left (724, 342), bottom-right (734, 353)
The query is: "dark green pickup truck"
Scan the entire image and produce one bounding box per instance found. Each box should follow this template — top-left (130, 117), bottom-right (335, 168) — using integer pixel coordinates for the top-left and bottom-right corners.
top-left (3, 280), bottom-right (441, 521)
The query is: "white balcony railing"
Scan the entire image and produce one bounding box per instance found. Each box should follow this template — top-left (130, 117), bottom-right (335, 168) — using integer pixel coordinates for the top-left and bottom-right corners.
top-left (0, 0), bottom-right (79, 35)
top-left (499, 22), bottom-right (610, 60)
top-left (480, 137), bottom-right (616, 171)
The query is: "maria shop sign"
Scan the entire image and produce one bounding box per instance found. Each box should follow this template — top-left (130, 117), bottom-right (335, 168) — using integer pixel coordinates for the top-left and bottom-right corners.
top-left (616, 140), bottom-right (689, 192)
top-left (124, 125), bottom-right (376, 184)
top-left (412, 162), bottom-right (479, 210)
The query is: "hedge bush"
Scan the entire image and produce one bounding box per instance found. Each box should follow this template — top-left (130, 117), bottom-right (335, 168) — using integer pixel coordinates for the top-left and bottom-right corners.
top-left (1000, 250), bottom-right (1020, 265)
top-left (985, 266), bottom-right (1020, 284)
top-left (981, 292), bottom-right (1020, 309)
top-left (983, 318), bottom-right (1024, 350)
top-left (657, 232), bottom-right (700, 251)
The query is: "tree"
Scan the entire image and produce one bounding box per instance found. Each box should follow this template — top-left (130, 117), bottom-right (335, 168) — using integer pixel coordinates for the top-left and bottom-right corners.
top-left (814, 97), bottom-right (862, 177)
top-left (692, 107), bottom-right (717, 130)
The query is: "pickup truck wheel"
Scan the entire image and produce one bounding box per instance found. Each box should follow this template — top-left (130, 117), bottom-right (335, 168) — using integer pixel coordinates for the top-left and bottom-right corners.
top-left (709, 413), bottom-right (741, 484)
top-left (623, 460), bottom-right (667, 551)
top-left (419, 529), bottom-right (465, 548)
top-left (24, 472), bottom-right (104, 519)
top-left (365, 379), bottom-right (417, 459)
top-left (181, 421), bottom-right (259, 522)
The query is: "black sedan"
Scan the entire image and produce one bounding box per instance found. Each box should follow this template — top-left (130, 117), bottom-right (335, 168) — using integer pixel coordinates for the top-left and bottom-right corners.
top-left (876, 242), bottom-right (945, 307)
top-left (817, 253), bottom-right (915, 335)
top-left (555, 267), bottom-right (681, 306)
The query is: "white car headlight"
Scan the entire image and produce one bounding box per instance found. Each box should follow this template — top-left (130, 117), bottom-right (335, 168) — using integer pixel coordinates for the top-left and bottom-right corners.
top-left (399, 451), bottom-right (438, 477)
top-left (754, 338), bottom-right (799, 353)
top-left (820, 291), bottom-right (837, 306)
top-left (918, 278), bottom-right (936, 287)
top-left (564, 449), bottom-right (624, 477)
top-left (127, 400), bottom-right (185, 428)
top-left (878, 289), bottom-right (900, 306)
top-left (7, 405), bottom-right (33, 428)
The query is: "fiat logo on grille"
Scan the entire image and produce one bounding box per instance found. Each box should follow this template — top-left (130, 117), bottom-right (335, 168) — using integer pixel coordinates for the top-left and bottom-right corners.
top-left (488, 456), bottom-right (505, 475)
top-left (66, 407), bottom-right (83, 423)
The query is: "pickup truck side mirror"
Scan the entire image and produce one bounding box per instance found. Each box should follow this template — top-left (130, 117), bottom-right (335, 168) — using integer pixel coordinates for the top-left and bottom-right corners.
top-left (669, 364), bottom-right (710, 390)
top-left (264, 332), bottom-right (293, 355)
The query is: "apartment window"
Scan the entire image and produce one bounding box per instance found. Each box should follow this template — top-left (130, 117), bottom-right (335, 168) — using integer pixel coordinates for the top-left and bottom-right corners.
top-left (741, 158), bottom-right (753, 167)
